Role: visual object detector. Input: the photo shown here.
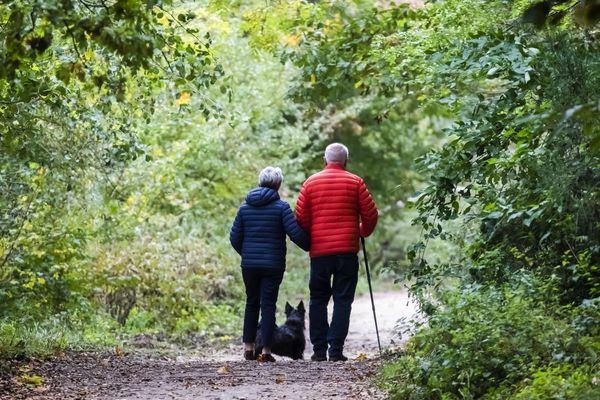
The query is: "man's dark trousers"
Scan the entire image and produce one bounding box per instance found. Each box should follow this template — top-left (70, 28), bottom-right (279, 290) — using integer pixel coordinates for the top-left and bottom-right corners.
top-left (309, 253), bottom-right (359, 357)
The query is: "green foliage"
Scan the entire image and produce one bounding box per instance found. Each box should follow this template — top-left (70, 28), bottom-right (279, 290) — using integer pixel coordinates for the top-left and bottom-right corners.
top-left (1, 0), bottom-right (223, 327)
top-left (283, 4), bottom-right (413, 107)
top-left (513, 365), bottom-right (600, 399)
top-left (409, 27), bottom-right (600, 305)
top-left (380, 279), bottom-right (600, 400)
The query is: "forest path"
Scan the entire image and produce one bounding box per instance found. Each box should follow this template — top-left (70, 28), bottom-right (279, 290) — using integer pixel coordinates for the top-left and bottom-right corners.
top-left (2, 291), bottom-right (418, 400)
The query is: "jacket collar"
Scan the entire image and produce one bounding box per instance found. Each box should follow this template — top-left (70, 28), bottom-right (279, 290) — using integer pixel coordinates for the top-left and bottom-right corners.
top-left (324, 163), bottom-right (345, 171)
top-left (245, 187), bottom-right (280, 206)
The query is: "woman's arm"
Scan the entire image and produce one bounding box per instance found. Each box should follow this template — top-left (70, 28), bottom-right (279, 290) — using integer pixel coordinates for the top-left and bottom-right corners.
top-left (282, 203), bottom-right (310, 252)
top-left (229, 208), bottom-right (244, 255)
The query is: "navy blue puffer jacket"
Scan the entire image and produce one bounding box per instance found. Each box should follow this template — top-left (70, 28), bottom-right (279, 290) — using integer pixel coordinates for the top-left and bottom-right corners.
top-left (230, 187), bottom-right (310, 269)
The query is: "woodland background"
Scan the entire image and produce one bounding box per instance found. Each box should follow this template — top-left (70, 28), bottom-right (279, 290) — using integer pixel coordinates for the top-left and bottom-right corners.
top-left (1, 0), bottom-right (599, 398)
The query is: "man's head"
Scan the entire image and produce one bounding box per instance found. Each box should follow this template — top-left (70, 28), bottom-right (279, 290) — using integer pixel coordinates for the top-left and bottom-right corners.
top-left (324, 143), bottom-right (349, 168)
top-left (258, 166), bottom-right (283, 191)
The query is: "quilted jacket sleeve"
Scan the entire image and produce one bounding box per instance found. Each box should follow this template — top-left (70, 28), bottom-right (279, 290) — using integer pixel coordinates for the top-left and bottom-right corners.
top-left (282, 202), bottom-right (310, 252)
top-left (229, 208), bottom-right (244, 255)
top-left (358, 179), bottom-right (378, 238)
top-left (295, 182), bottom-right (311, 233)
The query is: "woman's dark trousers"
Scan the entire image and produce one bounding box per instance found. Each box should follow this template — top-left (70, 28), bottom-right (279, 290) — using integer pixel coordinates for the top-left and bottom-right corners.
top-left (242, 267), bottom-right (284, 347)
top-left (309, 253), bottom-right (359, 357)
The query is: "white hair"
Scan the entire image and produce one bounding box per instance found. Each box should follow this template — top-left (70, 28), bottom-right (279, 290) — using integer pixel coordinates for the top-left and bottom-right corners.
top-left (258, 166), bottom-right (283, 190)
top-left (324, 143), bottom-right (349, 165)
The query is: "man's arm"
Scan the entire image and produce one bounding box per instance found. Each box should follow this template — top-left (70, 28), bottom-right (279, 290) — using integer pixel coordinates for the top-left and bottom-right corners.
top-left (358, 179), bottom-right (378, 237)
top-left (295, 182), bottom-right (311, 233)
top-left (229, 208), bottom-right (244, 254)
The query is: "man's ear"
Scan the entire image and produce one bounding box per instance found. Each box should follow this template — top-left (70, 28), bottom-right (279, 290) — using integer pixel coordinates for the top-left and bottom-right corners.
top-left (285, 301), bottom-right (293, 314)
top-left (297, 300), bottom-right (305, 312)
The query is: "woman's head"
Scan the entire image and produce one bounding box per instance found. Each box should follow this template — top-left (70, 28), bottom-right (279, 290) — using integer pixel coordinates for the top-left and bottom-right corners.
top-left (258, 166), bottom-right (283, 190)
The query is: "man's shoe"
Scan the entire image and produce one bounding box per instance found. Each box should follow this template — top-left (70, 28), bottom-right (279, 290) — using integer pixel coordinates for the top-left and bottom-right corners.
top-left (244, 350), bottom-right (255, 361)
top-left (311, 352), bottom-right (327, 362)
top-left (329, 354), bottom-right (348, 362)
top-left (257, 353), bottom-right (276, 362)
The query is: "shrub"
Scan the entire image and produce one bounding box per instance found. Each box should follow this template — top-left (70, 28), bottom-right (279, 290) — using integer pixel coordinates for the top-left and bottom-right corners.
top-left (513, 366), bottom-right (600, 400)
top-left (381, 279), bottom-right (598, 399)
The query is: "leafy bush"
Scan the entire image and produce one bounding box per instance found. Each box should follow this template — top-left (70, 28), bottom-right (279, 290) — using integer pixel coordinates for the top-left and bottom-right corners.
top-left (0, 0), bottom-right (226, 355)
top-left (513, 366), bottom-right (600, 400)
top-left (380, 279), bottom-right (599, 399)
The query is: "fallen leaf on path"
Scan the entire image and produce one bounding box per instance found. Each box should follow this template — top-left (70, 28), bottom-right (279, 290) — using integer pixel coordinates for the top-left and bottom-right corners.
top-left (115, 346), bottom-right (124, 357)
top-left (217, 363), bottom-right (231, 374)
top-left (275, 372), bottom-right (285, 384)
top-left (20, 374), bottom-right (44, 387)
top-left (355, 353), bottom-right (368, 362)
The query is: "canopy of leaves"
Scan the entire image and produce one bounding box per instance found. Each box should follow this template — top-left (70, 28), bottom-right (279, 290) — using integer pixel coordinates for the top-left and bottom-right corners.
top-left (1, 2), bottom-right (599, 398)
top-left (1, 0), bottom-right (223, 340)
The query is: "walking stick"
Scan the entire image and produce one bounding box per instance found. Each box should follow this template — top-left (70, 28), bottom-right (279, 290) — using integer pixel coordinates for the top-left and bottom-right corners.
top-left (361, 236), bottom-right (382, 355)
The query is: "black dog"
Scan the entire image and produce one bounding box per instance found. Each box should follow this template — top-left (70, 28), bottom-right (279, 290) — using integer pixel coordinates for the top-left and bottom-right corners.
top-left (255, 301), bottom-right (306, 360)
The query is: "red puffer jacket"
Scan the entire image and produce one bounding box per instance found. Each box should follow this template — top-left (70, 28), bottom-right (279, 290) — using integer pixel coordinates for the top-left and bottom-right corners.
top-left (295, 164), bottom-right (378, 258)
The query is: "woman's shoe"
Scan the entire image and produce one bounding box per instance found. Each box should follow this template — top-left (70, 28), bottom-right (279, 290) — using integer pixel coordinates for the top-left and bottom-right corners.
top-left (257, 353), bottom-right (276, 362)
top-left (244, 350), bottom-right (255, 361)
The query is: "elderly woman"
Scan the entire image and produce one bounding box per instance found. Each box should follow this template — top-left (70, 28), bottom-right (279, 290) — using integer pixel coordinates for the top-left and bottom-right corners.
top-left (230, 166), bottom-right (309, 362)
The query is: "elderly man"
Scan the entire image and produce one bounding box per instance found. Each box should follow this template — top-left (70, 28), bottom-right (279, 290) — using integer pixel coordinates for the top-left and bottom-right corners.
top-left (295, 143), bottom-right (378, 361)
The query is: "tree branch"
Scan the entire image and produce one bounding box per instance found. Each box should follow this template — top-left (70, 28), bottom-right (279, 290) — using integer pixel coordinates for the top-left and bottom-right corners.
top-left (63, 21), bottom-right (87, 66)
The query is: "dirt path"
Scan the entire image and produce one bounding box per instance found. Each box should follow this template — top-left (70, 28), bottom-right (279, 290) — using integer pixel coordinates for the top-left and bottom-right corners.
top-left (1, 291), bottom-right (418, 400)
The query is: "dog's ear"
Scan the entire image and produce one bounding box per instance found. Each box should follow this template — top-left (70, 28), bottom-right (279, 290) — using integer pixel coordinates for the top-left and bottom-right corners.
top-left (285, 301), bottom-right (293, 314)
top-left (297, 300), bottom-right (305, 312)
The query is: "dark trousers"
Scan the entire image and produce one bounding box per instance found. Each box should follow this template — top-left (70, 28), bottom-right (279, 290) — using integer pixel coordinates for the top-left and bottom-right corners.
top-left (309, 253), bottom-right (359, 356)
top-left (242, 267), bottom-right (284, 347)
